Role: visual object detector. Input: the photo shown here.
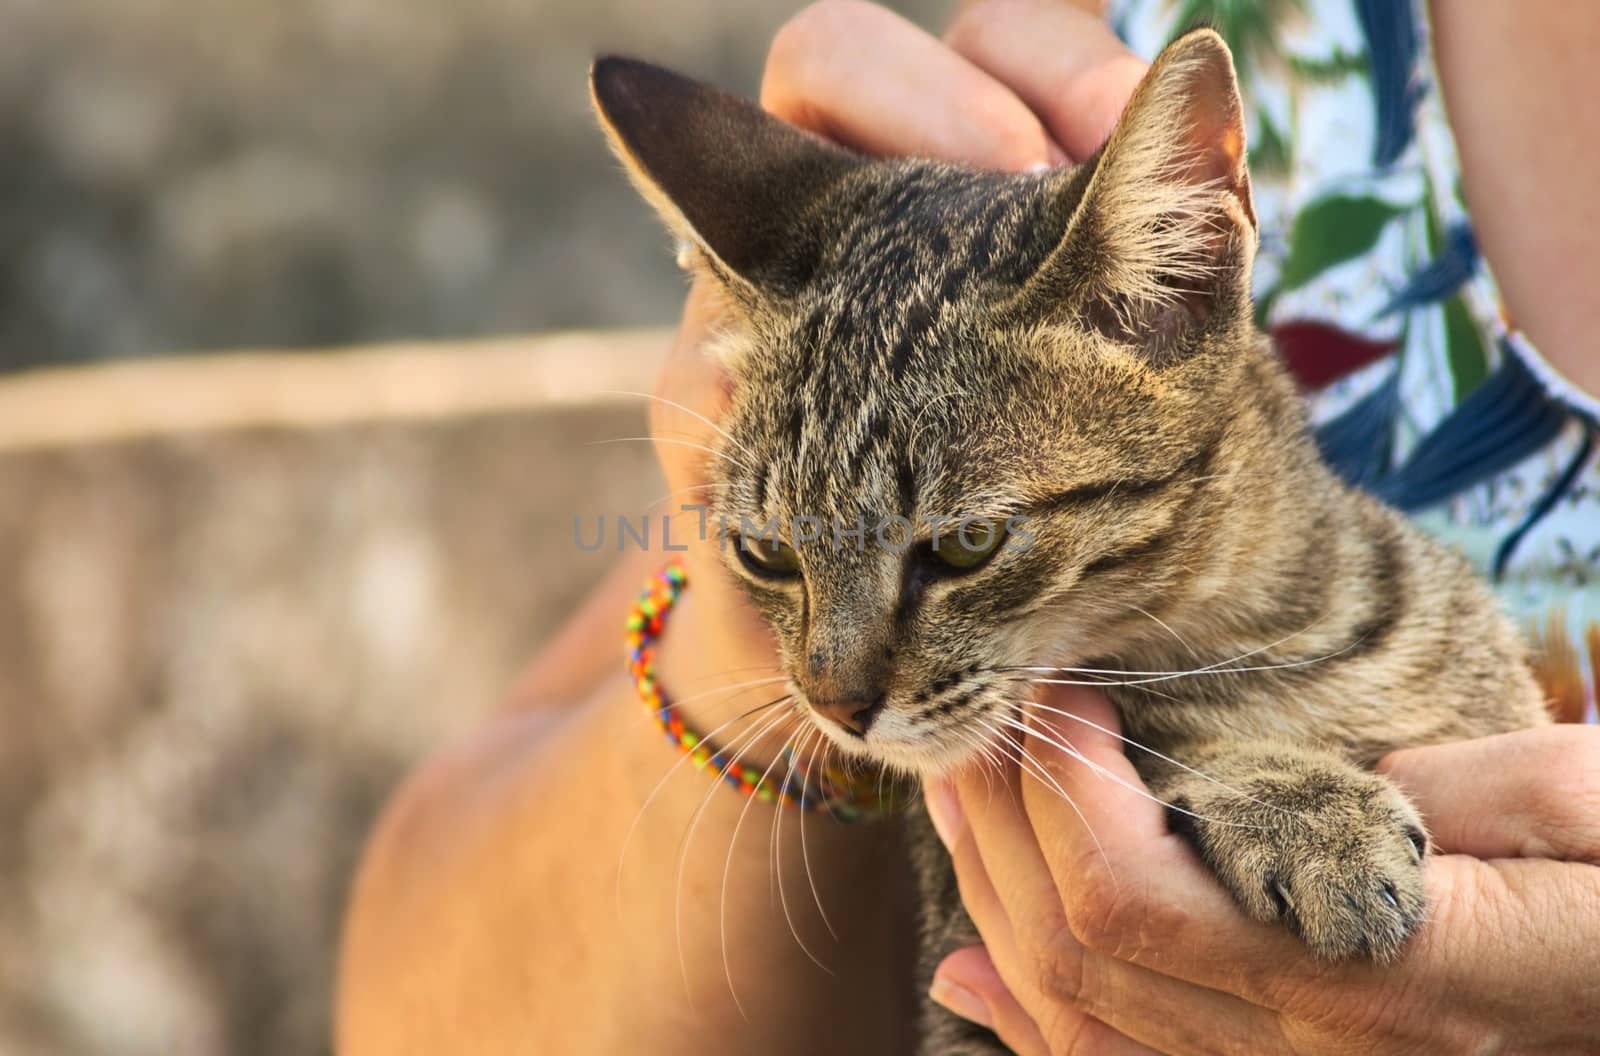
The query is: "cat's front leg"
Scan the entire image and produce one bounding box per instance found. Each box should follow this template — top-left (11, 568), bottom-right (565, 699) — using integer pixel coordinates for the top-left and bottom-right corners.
top-left (907, 801), bottom-right (1012, 1056)
top-left (1141, 741), bottom-right (1429, 962)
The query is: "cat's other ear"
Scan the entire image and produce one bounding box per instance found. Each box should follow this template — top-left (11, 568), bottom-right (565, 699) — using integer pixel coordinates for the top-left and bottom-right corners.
top-left (1022, 29), bottom-right (1257, 359)
top-left (590, 56), bottom-right (865, 304)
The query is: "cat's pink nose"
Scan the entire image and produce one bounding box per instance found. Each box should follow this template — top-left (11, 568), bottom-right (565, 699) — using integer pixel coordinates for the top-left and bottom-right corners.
top-left (810, 694), bottom-right (885, 737)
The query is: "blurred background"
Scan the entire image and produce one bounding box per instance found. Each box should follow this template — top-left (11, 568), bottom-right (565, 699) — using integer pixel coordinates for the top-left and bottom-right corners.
top-left (0, 1), bottom-right (948, 1053)
top-left (3, 0), bottom-right (939, 371)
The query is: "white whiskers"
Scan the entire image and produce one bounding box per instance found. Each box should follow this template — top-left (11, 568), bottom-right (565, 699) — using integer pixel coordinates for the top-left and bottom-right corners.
top-left (601, 388), bottom-right (759, 468)
top-left (980, 716), bottom-right (1113, 875)
top-left (793, 727), bottom-right (839, 942)
top-left (1019, 697), bottom-right (1306, 822)
top-left (768, 730), bottom-right (836, 975)
top-left (588, 435), bottom-right (749, 470)
top-left (615, 687), bottom-right (792, 919)
top-left (674, 703), bottom-right (794, 1012)
top-left (997, 709), bottom-right (1269, 831)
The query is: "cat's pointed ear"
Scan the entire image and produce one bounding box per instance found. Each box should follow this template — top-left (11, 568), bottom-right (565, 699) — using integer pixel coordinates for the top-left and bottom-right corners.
top-left (590, 56), bottom-right (865, 303)
top-left (1022, 29), bottom-right (1257, 358)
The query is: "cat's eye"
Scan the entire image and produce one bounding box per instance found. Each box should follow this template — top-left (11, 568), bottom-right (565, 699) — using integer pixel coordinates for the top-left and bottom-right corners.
top-left (929, 519), bottom-right (1007, 572)
top-left (736, 534), bottom-right (801, 578)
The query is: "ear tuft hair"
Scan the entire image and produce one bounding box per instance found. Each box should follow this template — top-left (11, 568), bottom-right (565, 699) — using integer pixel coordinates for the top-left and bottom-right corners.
top-left (1021, 29), bottom-right (1257, 359)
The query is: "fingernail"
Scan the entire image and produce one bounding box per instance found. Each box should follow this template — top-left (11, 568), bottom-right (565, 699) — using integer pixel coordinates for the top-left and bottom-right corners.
top-left (925, 778), bottom-right (964, 851)
top-left (1024, 160), bottom-right (1051, 173)
top-left (930, 974), bottom-right (994, 1029)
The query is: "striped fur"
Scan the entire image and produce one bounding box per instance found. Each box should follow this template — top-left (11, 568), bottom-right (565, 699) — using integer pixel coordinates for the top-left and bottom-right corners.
top-left (593, 29), bottom-right (1546, 1054)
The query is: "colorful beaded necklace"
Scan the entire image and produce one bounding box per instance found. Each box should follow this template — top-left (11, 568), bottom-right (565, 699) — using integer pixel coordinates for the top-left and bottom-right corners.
top-left (626, 559), bottom-right (898, 822)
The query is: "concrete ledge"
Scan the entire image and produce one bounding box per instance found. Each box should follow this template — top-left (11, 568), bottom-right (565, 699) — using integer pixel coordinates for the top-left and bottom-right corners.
top-left (0, 329), bottom-right (670, 1053)
top-left (0, 328), bottom-right (671, 452)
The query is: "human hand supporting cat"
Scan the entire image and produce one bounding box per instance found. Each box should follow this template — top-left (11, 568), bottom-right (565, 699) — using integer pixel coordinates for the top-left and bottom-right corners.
top-left (762, 0), bottom-right (1143, 168)
top-left (925, 686), bottom-right (1600, 1054)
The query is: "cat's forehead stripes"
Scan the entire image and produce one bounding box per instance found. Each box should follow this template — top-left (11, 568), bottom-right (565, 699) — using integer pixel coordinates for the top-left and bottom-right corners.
top-left (753, 165), bottom-right (1061, 521)
top-left (811, 165), bottom-right (1058, 357)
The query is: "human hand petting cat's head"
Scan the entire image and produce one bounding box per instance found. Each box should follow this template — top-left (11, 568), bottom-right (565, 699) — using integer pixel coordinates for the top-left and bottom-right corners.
top-left (651, 0), bottom-right (1132, 497)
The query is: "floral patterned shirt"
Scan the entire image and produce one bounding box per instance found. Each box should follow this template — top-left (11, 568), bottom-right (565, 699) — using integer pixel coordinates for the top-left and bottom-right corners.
top-left (1112, 0), bottom-right (1599, 720)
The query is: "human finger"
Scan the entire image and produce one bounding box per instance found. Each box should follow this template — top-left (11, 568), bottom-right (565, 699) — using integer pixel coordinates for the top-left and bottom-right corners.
top-left (1378, 725), bottom-right (1600, 863)
top-left (934, 792), bottom-right (1168, 1056)
top-left (931, 946), bottom-right (1053, 1056)
top-left (762, 0), bottom-right (1066, 169)
top-left (945, 0), bottom-right (1147, 161)
top-left (936, 738), bottom-right (1293, 1053)
top-left (1020, 686), bottom-right (1360, 1008)
top-left (937, 944), bottom-right (1166, 1056)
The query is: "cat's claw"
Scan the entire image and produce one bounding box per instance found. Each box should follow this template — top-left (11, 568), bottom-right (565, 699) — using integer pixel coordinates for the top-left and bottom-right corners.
top-left (1167, 763), bottom-right (1428, 962)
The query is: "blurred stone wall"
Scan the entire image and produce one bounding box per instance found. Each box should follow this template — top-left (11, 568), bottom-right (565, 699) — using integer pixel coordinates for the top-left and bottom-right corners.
top-left (0, 0), bottom-right (949, 372)
top-left (0, 334), bottom-right (667, 1054)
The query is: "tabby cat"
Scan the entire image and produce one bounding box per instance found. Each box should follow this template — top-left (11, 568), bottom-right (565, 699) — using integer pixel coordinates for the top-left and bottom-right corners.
top-left (591, 30), bottom-right (1546, 1054)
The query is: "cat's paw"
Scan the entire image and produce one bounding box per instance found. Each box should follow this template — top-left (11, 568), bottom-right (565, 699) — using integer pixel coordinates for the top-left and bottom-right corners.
top-left (1168, 763), bottom-right (1428, 962)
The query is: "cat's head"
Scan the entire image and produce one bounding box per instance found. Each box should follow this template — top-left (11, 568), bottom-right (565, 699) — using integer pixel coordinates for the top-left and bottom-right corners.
top-left (593, 31), bottom-right (1265, 776)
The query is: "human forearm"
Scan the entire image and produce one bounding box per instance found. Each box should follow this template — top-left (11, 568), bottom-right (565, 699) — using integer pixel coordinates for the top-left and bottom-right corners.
top-left (1430, 0), bottom-right (1600, 397)
top-left (337, 594), bottom-right (916, 1053)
